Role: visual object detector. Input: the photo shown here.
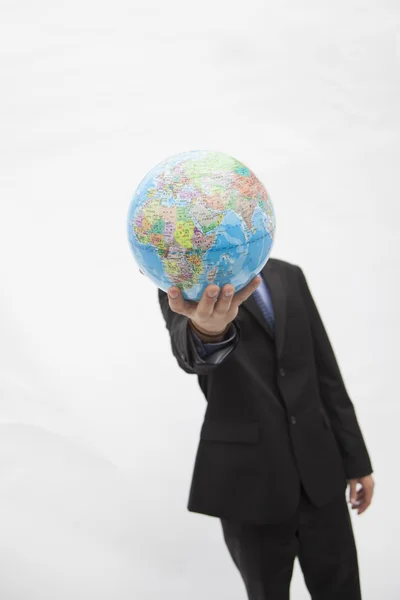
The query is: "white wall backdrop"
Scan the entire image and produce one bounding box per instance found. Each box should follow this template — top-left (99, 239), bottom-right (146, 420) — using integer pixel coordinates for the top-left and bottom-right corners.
top-left (1, 0), bottom-right (399, 598)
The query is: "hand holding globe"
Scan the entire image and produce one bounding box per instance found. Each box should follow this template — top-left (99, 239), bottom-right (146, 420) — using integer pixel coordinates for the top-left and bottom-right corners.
top-left (167, 276), bottom-right (262, 342)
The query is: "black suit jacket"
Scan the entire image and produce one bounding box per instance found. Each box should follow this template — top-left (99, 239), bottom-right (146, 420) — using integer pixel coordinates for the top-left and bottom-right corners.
top-left (158, 258), bottom-right (372, 524)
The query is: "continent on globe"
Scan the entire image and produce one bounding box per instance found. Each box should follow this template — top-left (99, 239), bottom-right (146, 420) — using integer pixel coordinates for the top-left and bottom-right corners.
top-left (127, 150), bottom-right (276, 301)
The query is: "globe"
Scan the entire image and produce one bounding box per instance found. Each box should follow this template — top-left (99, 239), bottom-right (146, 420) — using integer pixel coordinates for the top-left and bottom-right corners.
top-left (127, 150), bottom-right (276, 301)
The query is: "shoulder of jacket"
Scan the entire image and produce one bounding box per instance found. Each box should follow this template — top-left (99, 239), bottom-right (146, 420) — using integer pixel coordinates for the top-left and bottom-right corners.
top-left (158, 287), bottom-right (168, 302)
top-left (269, 257), bottom-right (302, 273)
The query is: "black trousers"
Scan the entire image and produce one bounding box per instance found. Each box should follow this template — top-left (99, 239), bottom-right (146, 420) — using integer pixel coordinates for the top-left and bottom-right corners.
top-left (220, 486), bottom-right (361, 600)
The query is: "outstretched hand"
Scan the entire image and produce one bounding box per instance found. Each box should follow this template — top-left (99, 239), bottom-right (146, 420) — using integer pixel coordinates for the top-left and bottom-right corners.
top-left (167, 277), bottom-right (262, 338)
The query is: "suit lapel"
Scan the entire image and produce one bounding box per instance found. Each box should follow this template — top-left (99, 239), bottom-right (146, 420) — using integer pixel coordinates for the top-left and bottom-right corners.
top-left (241, 259), bottom-right (287, 358)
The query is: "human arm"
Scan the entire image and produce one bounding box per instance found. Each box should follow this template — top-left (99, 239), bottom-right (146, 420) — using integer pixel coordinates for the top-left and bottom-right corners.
top-left (296, 267), bottom-right (373, 480)
top-left (158, 278), bottom-right (260, 375)
top-left (296, 266), bottom-right (374, 513)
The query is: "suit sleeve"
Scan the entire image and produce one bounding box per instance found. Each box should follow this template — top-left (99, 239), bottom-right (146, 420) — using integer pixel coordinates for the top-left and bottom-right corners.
top-left (190, 324), bottom-right (237, 358)
top-left (158, 289), bottom-right (240, 375)
top-left (296, 267), bottom-right (373, 479)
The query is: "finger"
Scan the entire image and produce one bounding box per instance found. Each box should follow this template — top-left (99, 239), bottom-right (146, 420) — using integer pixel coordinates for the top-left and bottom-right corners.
top-left (348, 480), bottom-right (358, 507)
top-left (350, 495), bottom-right (359, 508)
top-left (231, 276), bottom-right (262, 308)
top-left (196, 285), bottom-right (220, 319)
top-left (167, 287), bottom-right (196, 317)
top-left (355, 491), bottom-right (365, 505)
top-left (358, 485), bottom-right (374, 515)
top-left (214, 284), bottom-right (235, 314)
top-left (350, 491), bottom-right (363, 510)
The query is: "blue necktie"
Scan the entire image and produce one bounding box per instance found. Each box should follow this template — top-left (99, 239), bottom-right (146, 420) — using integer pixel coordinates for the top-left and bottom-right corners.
top-left (252, 281), bottom-right (275, 336)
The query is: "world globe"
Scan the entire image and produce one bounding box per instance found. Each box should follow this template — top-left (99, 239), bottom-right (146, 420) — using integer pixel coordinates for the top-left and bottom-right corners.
top-left (127, 150), bottom-right (276, 301)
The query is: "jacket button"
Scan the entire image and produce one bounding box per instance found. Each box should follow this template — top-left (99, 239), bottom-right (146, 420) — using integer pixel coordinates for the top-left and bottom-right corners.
top-left (279, 368), bottom-right (286, 377)
top-left (291, 416), bottom-right (296, 425)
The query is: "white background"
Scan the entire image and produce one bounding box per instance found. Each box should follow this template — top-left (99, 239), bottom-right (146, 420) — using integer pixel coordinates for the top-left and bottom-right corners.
top-left (0, 0), bottom-right (399, 598)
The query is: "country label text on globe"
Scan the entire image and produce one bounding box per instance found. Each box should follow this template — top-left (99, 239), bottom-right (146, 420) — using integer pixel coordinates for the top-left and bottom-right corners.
top-left (127, 151), bottom-right (276, 301)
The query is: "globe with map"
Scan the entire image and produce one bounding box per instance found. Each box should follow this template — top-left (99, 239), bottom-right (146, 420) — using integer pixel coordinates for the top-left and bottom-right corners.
top-left (127, 150), bottom-right (276, 301)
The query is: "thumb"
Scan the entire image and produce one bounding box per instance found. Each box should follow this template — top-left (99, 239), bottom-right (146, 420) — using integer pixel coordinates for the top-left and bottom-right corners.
top-left (348, 480), bottom-right (358, 505)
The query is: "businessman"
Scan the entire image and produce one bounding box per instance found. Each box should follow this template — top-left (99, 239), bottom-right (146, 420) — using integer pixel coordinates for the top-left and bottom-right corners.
top-left (158, 258), bottom-right (374, 599)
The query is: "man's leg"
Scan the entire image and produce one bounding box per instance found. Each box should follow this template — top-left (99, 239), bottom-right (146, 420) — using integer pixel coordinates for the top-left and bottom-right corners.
top-left (220, 510), bottom-right (299, 600)
top-left (298, 489), bottom-right (362, 600)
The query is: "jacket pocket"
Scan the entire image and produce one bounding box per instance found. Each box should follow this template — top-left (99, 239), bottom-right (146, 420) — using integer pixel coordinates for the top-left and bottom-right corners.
top-left (200, 421), bottom-right (260, 444)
